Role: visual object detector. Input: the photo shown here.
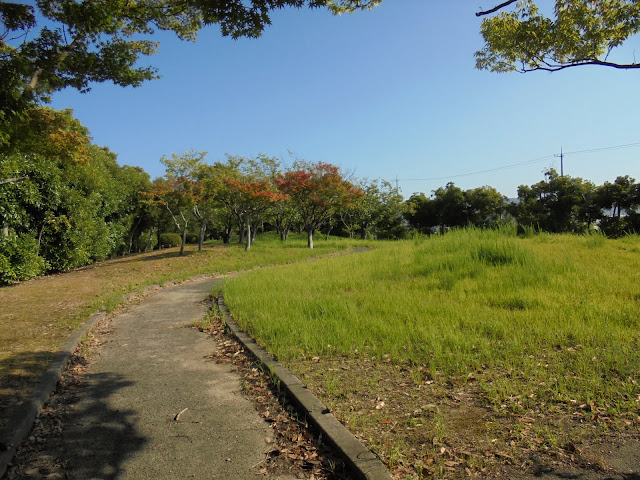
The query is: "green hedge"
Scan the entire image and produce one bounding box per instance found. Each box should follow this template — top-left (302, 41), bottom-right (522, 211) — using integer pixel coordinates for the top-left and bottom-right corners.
top-left (159, 233), bottom-right (182, 248)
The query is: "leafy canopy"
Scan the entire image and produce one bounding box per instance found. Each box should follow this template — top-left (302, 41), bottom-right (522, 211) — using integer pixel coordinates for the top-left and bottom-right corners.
top-left (0, 1), bottom-right (379, 119)
top-left (476, 0), bottom-right (640, 72)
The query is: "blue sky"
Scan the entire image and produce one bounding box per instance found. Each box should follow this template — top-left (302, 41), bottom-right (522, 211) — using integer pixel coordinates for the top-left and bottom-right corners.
top-left (50, 1), bottom-right (640, 198)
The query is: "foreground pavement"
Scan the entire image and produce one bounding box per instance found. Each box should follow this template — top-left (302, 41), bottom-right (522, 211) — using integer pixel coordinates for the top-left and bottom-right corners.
top-left (10, 277), bottom-right (296, 479)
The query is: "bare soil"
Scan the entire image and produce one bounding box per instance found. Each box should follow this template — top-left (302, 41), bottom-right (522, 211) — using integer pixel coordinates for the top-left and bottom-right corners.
top-left (291, 355), bottom-right (640, 479)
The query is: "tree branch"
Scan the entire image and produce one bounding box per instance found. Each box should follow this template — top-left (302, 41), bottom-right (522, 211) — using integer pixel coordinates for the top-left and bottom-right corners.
top-left (0, 175), bottom-right (28, 185)
top-left (476, 0), bottom-right (518, 17)
top-left (522, 59), bottom-right (640, 72)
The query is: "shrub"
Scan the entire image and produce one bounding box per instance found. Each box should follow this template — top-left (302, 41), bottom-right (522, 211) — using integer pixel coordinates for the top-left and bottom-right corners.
top-left (185, 233), bottom-right (199, 244)
top-left (159, 233), bottom-right (182, 248)
top-left (0, 233), bottom-right (47, 285)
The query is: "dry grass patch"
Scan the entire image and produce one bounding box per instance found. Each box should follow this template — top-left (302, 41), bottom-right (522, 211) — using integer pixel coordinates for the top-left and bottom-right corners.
top-left (292, 354), bottom-right (640, 479)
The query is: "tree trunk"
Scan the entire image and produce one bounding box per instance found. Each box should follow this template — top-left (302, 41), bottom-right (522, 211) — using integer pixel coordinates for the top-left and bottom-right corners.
top-left (325, 223), bottom-right (333, 240)
top-left (245, 217), bottom-right (251, 251)
top-left (251, 219), bottom-right (259, 242)
top-left (2, 225), bottom-right (8, 238)
top-left (198, 220), bottom-right (206, 252)
top-left (144, 228), bottom-right (156, 252)
top-left (279, 228), bottom-right (289, 241)
top-left (307, 228), bottom-right (314, 249)
top-left (127, 215), bottom-right (144, 254)
top-left (180, 222), bottom-right (188, 255)
top-left (238, 225), bottom-right (245, 244)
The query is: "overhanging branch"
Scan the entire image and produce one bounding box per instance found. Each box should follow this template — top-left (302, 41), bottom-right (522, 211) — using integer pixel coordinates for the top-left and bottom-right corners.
top-left (522, 58), bottom-right (640, 72)
top-left (476, 0), bottom-right (518, 17)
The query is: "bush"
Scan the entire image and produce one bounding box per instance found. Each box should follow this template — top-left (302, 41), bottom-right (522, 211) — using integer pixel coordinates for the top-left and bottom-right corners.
top-left (159, 233), bottom-right (182, 248)
top-left (598, 217), bottom-right (629, 239)
top-left (0, 233), bottom-right (47, 285)
top-left (185, 233), bottom-right (199, 244)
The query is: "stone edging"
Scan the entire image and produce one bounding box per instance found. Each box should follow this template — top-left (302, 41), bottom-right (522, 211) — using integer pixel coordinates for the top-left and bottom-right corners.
top-left (0, 309), bottom-right (106, 479)
top-left (216, 293), bottom-right (392, 480)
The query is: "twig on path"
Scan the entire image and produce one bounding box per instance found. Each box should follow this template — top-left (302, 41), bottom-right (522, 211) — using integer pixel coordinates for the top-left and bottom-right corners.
top-left (173, 407), bottom-right (188, 421)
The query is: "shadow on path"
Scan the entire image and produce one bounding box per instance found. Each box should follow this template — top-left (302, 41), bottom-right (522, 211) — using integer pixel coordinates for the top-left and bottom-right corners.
top-left (6, 369), bottom-right (146, 480)
top-left (55, 371), bottom-right (145, 480)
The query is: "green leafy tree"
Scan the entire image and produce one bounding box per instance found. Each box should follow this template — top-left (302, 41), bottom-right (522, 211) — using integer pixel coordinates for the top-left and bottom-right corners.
top-left (514, 169), bottom-right (597, 233)
top-left (0, 0), bottom-right (379, 150)
top-left (464, 185), bottom-right (508, 227)
top-left (341, 179), bottom-right (403, 239)
top-left (404, 192), bottom-right (438, 234)
top-left (433, 182), bottom-right (467, 230)
top-left (148, 152), bottom-right (205, 255)
top-left (595, 175), bottom-right (639, 236)
top-left (476, 0), bottom-right (640, 72)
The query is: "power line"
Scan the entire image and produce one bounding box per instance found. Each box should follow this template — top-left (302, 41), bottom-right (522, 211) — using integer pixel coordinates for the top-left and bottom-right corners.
top-left (563, 142), bottom-right (640, 156)
top-left (397, 154), bottom-right (554, 182)
top-left (397, 141), bottom-right (640, 183)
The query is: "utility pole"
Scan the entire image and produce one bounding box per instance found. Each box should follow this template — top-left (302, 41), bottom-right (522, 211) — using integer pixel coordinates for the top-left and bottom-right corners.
top-left (554, 147), bottom-right (564, 177)
top-left (395, 174), bottom-right (399, 194)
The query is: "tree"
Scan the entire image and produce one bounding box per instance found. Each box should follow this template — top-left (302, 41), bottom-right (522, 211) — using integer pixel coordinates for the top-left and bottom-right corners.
top-left (0, 108), bottom-right (156, 284)
top-left (464, 185), bottom-right (508, 227)
top-left (432, 182), bottom-right (467, 231)
top-left (0, 1), bottom-right (379, 146)
top-left (208, 154), bottom-right (284, 250)
top-left (275, 161), bottom-right (360, 249)
top-left (595, 175), bottom-right (639, 237)
top-left (340, 179), bottom-right (403, 239)
top-left (404, 193), bottom-right (438, 234)
top-left (514, 169), bottom-right (597, 233)
top-left (146, 151), bottom-right (206, 255)
top-left (476, 0), bottom-right (640, 72)
top-left (223, 177), bottom-right (285, 250)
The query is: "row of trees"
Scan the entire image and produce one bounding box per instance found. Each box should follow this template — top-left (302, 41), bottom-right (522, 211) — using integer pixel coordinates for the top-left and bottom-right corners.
top-left (0, 107), bottom-right (406, 284)
top-left (404, 169), bottom-right (640, 237)
top-left (0, 108), bottom-right (151, 283)
top-left (146, 151), bottom-right (405, 253)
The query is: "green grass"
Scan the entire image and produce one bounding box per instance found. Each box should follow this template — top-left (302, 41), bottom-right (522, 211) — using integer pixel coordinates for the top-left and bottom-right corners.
top-left (224, 228), bottom-right (640, 469)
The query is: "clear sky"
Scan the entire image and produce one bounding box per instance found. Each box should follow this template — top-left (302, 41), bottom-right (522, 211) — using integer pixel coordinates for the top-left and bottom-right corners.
top-left (50, 1), bottom-right (640, 198)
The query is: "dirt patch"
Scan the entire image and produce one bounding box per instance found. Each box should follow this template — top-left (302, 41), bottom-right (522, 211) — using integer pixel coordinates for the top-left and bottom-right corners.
top-left (289, 355), bottom-right (640, 479)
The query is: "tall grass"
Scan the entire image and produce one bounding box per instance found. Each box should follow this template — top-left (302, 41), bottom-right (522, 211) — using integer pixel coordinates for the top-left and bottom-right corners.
top-left (224, 228), bottom-right (640, 411)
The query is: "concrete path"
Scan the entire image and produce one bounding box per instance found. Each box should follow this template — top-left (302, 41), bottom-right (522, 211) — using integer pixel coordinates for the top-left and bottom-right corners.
top-left (49, 277), bottom-right (281, 479)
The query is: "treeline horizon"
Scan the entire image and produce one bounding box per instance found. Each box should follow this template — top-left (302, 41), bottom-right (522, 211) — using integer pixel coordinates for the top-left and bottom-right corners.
top-left (2, 106), bottom-right (639, 284)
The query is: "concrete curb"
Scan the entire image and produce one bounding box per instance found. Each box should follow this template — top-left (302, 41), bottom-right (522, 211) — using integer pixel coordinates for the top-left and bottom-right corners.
top-left (0, 309), bottom-right (106, 479)
top-left (217, 293), bottom-right (392, 480)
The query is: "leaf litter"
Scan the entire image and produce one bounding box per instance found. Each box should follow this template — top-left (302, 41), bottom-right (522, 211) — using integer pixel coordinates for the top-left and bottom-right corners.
top-left (199, 301), bottom-right (349, 479)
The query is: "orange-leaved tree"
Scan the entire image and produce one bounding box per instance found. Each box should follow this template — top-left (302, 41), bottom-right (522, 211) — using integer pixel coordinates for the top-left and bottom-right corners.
top-left (222, 178), bottom-right (286, 251)
top-left (275, 162), bottom-right (361, 249)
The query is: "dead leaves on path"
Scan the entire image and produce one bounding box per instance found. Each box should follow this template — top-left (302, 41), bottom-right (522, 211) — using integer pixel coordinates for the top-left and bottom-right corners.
top-left (200, 310), bottom-right (347, 479)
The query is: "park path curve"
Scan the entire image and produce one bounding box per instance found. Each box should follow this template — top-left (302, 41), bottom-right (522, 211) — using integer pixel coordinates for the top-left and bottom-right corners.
top-left (49, 277), bottom-right (283, 480)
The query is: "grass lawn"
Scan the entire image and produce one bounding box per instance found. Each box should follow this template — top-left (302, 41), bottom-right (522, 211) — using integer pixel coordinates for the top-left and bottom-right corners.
top-left (223, 228), bottom-right (640, 478)
top-left (0, 233), bottom-right (364, 434)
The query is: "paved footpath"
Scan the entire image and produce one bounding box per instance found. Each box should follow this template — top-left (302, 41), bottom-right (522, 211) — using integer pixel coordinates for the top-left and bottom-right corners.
top-left (50, 277), bottom-right (285, 480)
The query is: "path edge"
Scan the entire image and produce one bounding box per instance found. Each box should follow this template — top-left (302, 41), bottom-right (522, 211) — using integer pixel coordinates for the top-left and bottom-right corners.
top-left (217, 292), bottom-right (392, 480)
top-left (0, 309), bottom-right (106, 479)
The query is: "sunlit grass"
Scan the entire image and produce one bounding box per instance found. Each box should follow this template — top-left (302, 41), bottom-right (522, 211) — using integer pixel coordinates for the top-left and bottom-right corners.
top-left (225, 228), bottom-right (640, 413)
